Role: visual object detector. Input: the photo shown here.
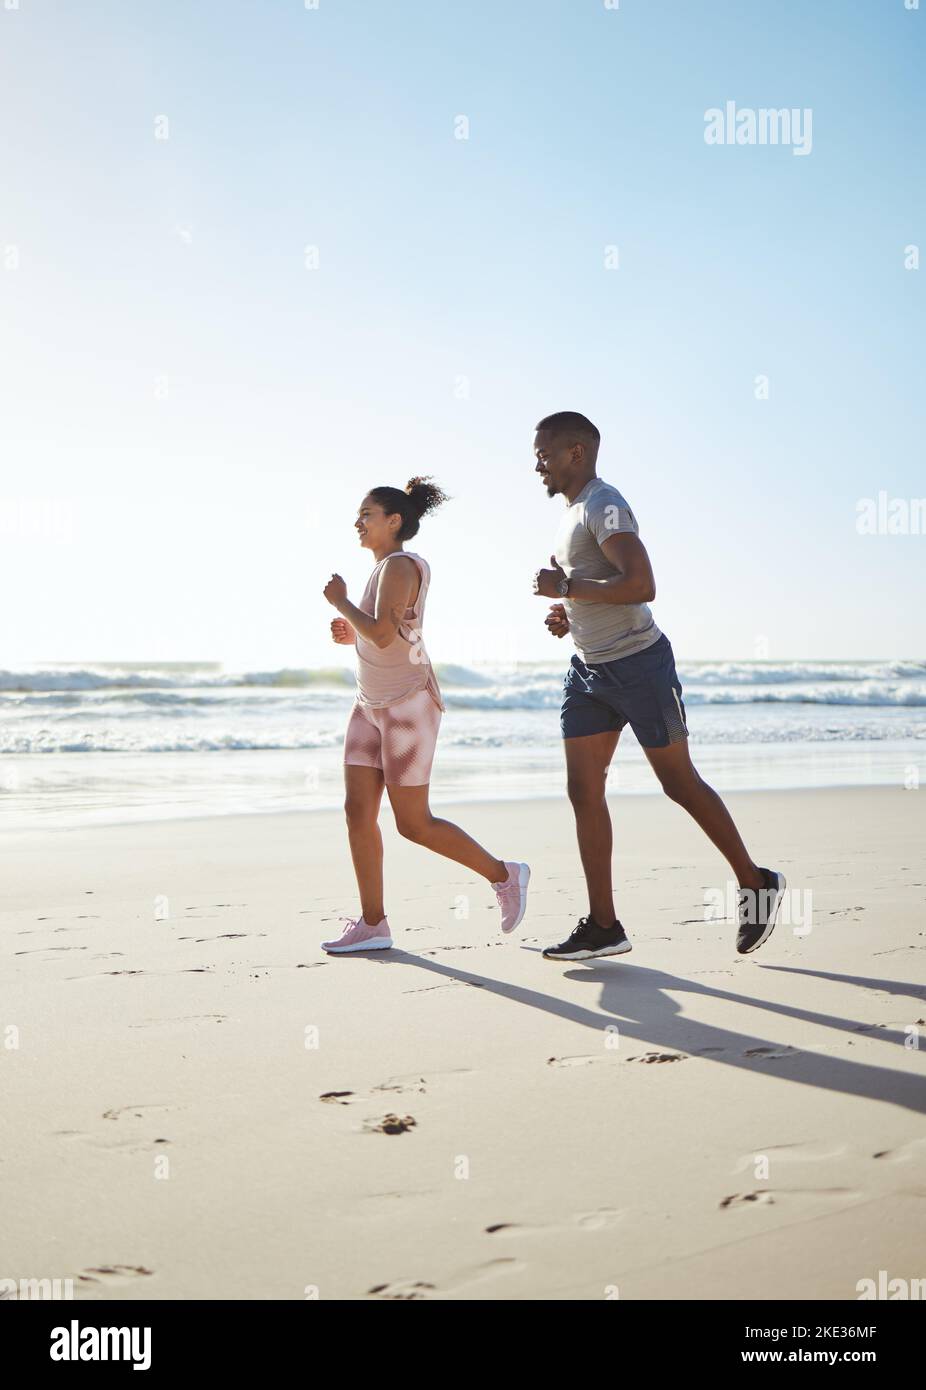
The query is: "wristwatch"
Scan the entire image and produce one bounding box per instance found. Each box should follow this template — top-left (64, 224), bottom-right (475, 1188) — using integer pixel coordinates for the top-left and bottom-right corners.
top-left (557, 573), bottom-right (570, 597)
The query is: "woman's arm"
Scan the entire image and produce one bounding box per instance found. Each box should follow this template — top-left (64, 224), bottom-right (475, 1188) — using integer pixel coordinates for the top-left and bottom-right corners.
top-left (323, 556), bottom-right (418, 649)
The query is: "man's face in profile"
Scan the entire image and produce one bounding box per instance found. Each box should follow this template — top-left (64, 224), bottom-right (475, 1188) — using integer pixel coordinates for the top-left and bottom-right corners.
top-left (534, 429), bottom-right (576, 498)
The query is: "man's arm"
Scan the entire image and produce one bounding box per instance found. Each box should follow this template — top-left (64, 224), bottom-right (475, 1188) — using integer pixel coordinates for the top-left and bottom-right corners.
top-left (545, 603), bottom-right (570, 637)
top-left (533, 533), bottom-right (656, 605)
top-left (324, 556), bottom-right (417, 647)
top-left (567, 532), bottom-right (656, 605)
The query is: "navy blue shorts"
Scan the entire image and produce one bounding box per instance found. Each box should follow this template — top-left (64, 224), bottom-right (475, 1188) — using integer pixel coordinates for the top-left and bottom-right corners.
top-left (560, 633), bottom-right (688, 748)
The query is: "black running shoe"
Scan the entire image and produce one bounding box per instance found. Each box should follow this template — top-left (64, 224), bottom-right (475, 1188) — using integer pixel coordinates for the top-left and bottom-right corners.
top-left (542, 916), bottom-right (632, 961)
top-left (736, 868), bottom-right (787, 954)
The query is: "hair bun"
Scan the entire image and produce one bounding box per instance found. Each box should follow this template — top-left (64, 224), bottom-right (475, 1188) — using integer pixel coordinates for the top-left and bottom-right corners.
top-left (405, 476), bottom-right (449, 519)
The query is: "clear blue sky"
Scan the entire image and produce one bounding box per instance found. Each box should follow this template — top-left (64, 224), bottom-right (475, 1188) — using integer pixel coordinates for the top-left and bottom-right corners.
top-left (1, 0), bottom-right (923, 668)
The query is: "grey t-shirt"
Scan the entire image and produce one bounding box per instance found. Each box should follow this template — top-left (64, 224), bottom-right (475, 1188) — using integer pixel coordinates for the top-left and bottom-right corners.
top-left (553, 477), bottom-right (662, 664)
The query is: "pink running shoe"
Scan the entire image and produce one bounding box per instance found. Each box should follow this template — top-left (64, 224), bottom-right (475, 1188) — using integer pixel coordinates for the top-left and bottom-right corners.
top-left (492, 861), bottom-right (531, 934)
top-left (322, 917), bottom-right (393, 954)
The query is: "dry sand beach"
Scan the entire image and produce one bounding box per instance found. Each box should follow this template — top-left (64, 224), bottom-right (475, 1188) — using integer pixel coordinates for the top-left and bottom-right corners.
top-left (3, 786), bottom-right (925, 1301)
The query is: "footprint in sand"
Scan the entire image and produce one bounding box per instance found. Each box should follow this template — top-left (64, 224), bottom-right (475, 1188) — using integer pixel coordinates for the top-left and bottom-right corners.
top-left (743, 1046), bottom-right (800, 1060)
top-left (721, 1191), bottom-right (775, 1208)
top-left (721, 1187), bottom-right (858, 1210)
top-left (75, 1266), bottom-right (154, 1287)
top-left (440, 1258), bottom-right (526, 1293)
top-left (55, 1103), bottom-right (178, 1153)
top-left (183, 904), bottom-right (245, 915)
top-left (14, 946), bottom-right (88, 956)
top-left (421, 944), bottom-right (479, 955)
top-left (546, 1054), bottom-right (613, 1068)
top-left (486, 1208), bottom-right (623, 1236)
top-left (732, 1141), bottom-right (847, 1172)
top-left (102, 1104), bottom-right (177, 1122)
top-left (367, 1280), bottom-right (436, 1299)
top-left (872, 1137), bottom-right (926, 1163)
top-left (367, 1258), bottom-right (524, 1299)
top-left (377, 1075), bottom-right (429, 1094)
top-left (627, 1052), bottom-right (686, 1064)
top-left (547, 1051), bottom-right (685, 1066)
top-left (56, 1128), bottom-right (171, 1150)
top-left (179, 932), bottom-right (265, 944)
top-left (360, 1189), bottom-right (437, 1205)
top-left (320, 1076), bottom-right (428, 1105)
top-left (576, 1209), bottom-right (624, 1231)
top-left (72, 967), bottom-right (213, 979)
top-left (363, 1114), bottom-right (417, 1135)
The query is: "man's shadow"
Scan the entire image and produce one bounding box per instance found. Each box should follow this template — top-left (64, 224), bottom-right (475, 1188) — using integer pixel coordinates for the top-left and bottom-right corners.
top-left (355, 950), bottom-right (926, 1115)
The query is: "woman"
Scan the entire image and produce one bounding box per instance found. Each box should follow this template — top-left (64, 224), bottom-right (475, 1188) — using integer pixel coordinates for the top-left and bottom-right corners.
top-left (321, 476), bottom-right (529, 953)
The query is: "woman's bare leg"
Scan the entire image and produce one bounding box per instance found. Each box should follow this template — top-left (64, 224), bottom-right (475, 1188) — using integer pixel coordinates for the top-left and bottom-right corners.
top-left (344, 764), bottom-right (386, 921)
top-left (386, 783), bottom-right (507, 883)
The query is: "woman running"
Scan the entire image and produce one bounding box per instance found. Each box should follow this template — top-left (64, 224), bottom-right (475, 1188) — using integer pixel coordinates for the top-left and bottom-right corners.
top-left (321, 476), bottom-right (530, 953)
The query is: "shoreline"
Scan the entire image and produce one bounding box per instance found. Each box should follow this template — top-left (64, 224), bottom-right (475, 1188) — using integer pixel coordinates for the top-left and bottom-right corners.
top-left (0, 778), bottom-right (916, 838)
top-left (5, 756), bottom-right (917, 839)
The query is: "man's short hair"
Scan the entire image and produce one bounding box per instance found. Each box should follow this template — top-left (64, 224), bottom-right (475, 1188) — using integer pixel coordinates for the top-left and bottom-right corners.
top-left (535, 411), bottom-right (600, 451)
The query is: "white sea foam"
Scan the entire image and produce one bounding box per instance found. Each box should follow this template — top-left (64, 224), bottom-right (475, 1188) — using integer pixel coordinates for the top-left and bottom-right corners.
top-left (0, 661), bottom-right (923, 764)
top-left (0, 665), bottom-right (357, 693)
top-left (2, 659), bottom-right (924, 706)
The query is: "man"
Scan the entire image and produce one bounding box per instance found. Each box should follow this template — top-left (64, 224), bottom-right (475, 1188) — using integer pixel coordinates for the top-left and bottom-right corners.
top-left (532, 411), bottom-right (785, 961)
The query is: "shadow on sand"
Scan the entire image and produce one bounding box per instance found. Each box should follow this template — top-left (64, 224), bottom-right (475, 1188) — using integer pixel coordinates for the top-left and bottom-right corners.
top-left (338, 949), bottom-right (926, 1116)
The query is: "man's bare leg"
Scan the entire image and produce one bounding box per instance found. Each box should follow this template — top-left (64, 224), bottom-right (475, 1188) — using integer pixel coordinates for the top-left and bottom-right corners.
top-left (564, 730), bottom-right (621, 925)
top-left (643, 740), bottom-right (763, 890)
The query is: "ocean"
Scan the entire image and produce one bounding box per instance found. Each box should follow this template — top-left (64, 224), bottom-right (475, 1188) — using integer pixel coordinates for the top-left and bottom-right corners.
top-left (1, 659), bottom-right (924, 828)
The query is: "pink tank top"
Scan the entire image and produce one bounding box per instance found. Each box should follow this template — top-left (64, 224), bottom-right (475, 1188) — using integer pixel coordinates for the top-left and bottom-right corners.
top-left (354, 552), bottom-right (445, 711)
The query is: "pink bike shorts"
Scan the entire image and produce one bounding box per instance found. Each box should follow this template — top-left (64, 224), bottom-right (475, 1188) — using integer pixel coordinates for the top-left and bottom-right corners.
top-left (343, 689), bottom-right (442, 786)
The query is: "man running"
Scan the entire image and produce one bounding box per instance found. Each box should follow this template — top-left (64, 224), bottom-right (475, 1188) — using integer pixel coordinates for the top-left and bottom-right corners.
top-left (531, 411), bottom-right (785, 961)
